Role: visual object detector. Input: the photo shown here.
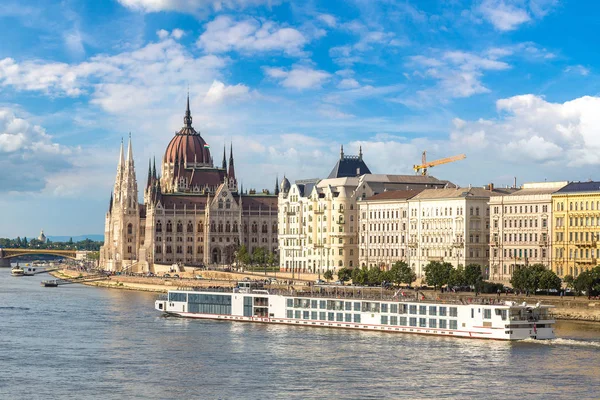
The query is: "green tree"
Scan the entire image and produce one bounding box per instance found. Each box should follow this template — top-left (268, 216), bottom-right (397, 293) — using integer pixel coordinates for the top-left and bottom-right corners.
top-left (563, 275), bottom-right (574, 290)
top-left (423, 261), bottom-right (453, 291)
top-left (352, 267), bottom-right (368, 286)
top-left (539, 269), bottom-right (562, 291)
top-left (510, 264), bottom-right (549, 293)
top-left (337, 267), bottom-right (352, 284)
top-left (68, 237), bottom-right (74, 245)
top-left (464, 264), bottom-right (483, 287)
top-left (252, 247), bottom-right (266, 266)
top-left (448, 265), bottom-right (466, 288)
top-left (323, 270), bottom-right (334, 281)
top-left (236, 245), bottom-right (250, 266)
top-left (22, 237), bottom-right (28, 247)
top-left (367, 267), bottom-right (383, 285)
top-left (266, 251), bottom-right (276, 268)
top-left (388, 261), bottom-right (416, 286)
top-left (573, 266), bottom-right (600, 297)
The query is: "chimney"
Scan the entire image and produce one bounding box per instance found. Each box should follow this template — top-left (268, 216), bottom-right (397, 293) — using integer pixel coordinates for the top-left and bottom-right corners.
top-left (513, 177), bottom-right (517, 188)
top-left (489, 182), bottom-right (494, 191)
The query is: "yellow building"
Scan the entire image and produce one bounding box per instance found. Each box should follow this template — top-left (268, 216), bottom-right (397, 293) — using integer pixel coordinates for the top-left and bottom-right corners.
top-left (552, 181), bottom-right (600, 278)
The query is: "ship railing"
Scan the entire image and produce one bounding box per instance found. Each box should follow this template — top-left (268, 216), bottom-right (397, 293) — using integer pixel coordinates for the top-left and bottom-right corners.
top-left (157, 294), bottom-right (168, 301)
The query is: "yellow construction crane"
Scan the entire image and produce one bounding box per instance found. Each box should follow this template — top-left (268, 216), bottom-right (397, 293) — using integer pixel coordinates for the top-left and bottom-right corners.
top-left (413, 151), bottom-right (466, 176)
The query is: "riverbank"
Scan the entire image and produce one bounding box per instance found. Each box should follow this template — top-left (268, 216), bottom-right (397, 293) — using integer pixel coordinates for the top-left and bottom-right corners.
top-left (51, 269), bottom-right (600, 322)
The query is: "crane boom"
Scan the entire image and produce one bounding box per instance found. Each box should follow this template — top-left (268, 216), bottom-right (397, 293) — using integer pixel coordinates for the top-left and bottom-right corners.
top-left (413, 151), bottom-right (466, 176)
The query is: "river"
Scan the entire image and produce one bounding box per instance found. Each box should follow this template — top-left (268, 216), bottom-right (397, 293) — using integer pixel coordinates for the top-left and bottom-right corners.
top-left (0, 270), bottom-right (599, 399)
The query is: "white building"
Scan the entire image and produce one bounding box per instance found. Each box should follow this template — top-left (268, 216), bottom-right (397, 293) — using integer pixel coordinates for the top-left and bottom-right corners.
top-left (278, 148), bottom-right (452, 275)
top-left (358, 190), bottom-right (422, 270)
top-left (407, 186), bottom-right (513, 278)
top-left (488, 181), bottom-right (567, 282)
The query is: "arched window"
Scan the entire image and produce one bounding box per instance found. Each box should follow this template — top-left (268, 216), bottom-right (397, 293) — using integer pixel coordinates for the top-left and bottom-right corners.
top-left (127, 223), bottom-right (133, 235)
top-left (166, 221), bottom-right (173, 233)
top-left (226, 200), bottom-right (231, 209)
top-left (156, 221), bottom-right (162, 233)
top-left (225, 222), bottom-right (231, 232)
top-left (218, 200), bottom-right (223, 209)
top-left (210, 223), bottom-right (216, 232)
top-left (272, 223), bottom-right (277, 233)
top-left (198, 222), bottom-right (203, 233)
top-left (262, 223), bottom-right (268, 233)
top-left (233, 222), bottom-right (238, 233)
top-left (252, 222), bottom-right (258, 233)
top-left (338, 260), bottom-right (343, 267)
top-left (177, 221), bottom-right (183, 233)
top-left (187, 222), bottom-right (193, 233)
top-left (218, 223), bottom-right (223, 233)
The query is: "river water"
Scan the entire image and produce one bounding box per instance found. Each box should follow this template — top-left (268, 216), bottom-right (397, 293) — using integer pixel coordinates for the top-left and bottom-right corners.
top-left (1, 270), bottom-right (599, 400)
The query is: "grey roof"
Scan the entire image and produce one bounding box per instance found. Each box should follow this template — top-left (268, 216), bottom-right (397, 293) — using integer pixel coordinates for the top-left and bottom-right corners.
top-left (412, 187), bottom-right (513, 200)
top-left (555, 181), bottom-right (600, 194)
top-left (328, 155), bottom-right (371, 178)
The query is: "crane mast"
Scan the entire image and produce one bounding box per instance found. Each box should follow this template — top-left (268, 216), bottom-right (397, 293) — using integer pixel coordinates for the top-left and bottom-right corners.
top-left (413, 151), bottom-right (466, 176)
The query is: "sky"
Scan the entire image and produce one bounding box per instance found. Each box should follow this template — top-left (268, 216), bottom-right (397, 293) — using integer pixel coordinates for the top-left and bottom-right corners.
top-left (1, 0), bottom-right (600, 237)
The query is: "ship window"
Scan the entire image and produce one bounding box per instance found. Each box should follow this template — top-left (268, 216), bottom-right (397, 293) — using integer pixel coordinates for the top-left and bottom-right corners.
top-left (295, 310), bottom-right (301, 319)
top-left (439, 319), bottom-right (447, 329)
top-left (287, 299), bottom-right (293, 308)
top-left (429, 306), bottom-right (437, 316)
top-left (354, 314), bottom-right (361, 323)
top-left (429, 319), bottom-right (437, 328)
top-left (311, 311), bottom-right (317, 320)
top-left (320, 300), bottom-right (326, 309)
top-left (484, 309), bottom-right (492, 319)
top-left (336, 313), bottom-right (343, 322)
top-left (409, 305), bottom-right (417, 314)
top-left (400, 317), bottom-right (407, 326)
top-left (381, 315), bottom-right (388, 325)
top-left (390, 316), bottom-right (398, 325)
top-left (399, 304), bottom-right (407, 314)
top-left (287, 310), bottom-right (293, 319)
top-left (319, 312), bottom-right (326, 320)
top-left (303, 311), bottom-right (310, 320)
top-left (419, 305), bottom-right (427, 315)
top-left (409, 317), bottom-right (417, 327)
top-left (354, 302), bottom-right (361, 311)
top-left (345, 313), bottom-right (352, 323)
top-left (345, 302), bottom-right (352, 311)
top-left (381, 304), bottom-right (388, 313)
top-left (419, 318), bottom-right (427, 327)
top-left (168, 292), bottom-right (187, 302)
top-left (328, 312), bottom-right (335, 321)
top-left (390, 304), bottom-right (398, 313)
top-left (449, 307), bottom-right (458, 317)
top-left (439, 307), bottom-right (447, 316)
top-left (449, 320), bottom-right (458, 330)
top-left (471, 309), bottom-right (475, 318)
top-left (311, 300), bottom-right (318, 309)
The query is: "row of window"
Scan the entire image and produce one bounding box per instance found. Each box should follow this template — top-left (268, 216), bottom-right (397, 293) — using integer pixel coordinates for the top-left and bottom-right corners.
top-left (492, 205), bottom-right (548, 214)
top-left (155, 221), bottom-right (276, 234)
top-left (286, 299), bottom-right (458, 317)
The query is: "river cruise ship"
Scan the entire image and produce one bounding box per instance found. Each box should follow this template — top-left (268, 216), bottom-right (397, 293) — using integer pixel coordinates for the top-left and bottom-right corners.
top-left (155, 283), bottom-right (555, 341)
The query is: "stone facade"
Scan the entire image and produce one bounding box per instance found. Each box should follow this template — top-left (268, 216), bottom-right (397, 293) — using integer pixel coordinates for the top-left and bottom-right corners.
top-left (100, 100), bottom-right (277, 272)
top-left (488, 181), bottom-right (567, 282)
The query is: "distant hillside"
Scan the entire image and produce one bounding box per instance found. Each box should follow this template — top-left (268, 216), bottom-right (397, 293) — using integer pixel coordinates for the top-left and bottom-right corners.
top-left (47, 234), bottom-right (104, 242)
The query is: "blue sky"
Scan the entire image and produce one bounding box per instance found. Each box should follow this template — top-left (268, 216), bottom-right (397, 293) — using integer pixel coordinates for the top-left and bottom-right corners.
top-left (1, 0), bottom-right (600, 237)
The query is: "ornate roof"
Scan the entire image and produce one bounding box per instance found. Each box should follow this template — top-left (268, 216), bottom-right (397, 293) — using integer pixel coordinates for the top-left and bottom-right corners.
top-left (164, 95), bottom-right (212, 165)
top-left (328, 145), bottom-right (371, 178)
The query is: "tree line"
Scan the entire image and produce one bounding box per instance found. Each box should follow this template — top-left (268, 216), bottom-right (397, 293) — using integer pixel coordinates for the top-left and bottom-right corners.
top-left (0, 237), bottom-right (104, 251)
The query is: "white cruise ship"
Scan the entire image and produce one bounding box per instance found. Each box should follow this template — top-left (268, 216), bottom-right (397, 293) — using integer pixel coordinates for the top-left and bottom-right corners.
top-left (155, 282), bottom-right (555, 341)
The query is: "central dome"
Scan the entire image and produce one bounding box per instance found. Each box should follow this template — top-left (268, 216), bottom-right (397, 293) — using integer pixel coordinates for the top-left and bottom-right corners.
top-left (164, 96), bottom-right (212, 165)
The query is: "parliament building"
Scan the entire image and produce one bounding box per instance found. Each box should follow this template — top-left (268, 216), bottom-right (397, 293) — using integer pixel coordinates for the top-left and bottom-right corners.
top-left (100, 97), bottom-right (278, 272)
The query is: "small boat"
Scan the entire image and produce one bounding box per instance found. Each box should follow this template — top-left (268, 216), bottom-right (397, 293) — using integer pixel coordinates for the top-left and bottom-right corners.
top-left (23, 266), bottom-right (37, 276)
top-left (11, 265), bottom-right (24, 276)
top-left (41, 280), bottom-right (59, 287)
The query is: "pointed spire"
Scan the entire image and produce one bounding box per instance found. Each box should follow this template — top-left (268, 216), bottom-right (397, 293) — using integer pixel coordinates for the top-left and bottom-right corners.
top-left (359, 145), bottom-right (363, 161)
top-left (118, 138), bottom-right (125, 168)
top-left (152, 156), bottom-right (157, 180)
top-left (222, 145), bottom-right (227, 169)
top-left (184, 91), bottom-right (192, 128)
top-left (147, 159), bottom-right (152, 189)
top-left (228, 143), bottom-right (236, 181)
top-left (127, 133), bottom-right (133, 163)
top-left (275, 175), bottom-right (280, 195)
top-left (109, 192), bottom-right (113, 213)
top-left (340, 144), bottom-right (344, 160)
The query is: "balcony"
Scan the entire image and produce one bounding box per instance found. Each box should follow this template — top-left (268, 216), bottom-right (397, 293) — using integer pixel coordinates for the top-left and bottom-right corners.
top-left (408, 241), bottom-right (419, 248)
top-left (575, 240), bottom-right (597, 247)
top-left (452, 240), bottom-right (465, 248)
top-left (489, 240), bottom-right (499, 247)
top-left (286, 211), bottom-right (296, 216)
top-left (538, 240), bottom-right (548, 247)
top-left (577, 258), bottom-right (597, 265)
top-left (313, 209), bottom-right (324, 214)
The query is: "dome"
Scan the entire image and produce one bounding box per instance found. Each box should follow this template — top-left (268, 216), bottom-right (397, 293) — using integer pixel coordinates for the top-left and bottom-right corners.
top-left (164, 95), bottom-right (212, 165)
top-left (280, 176), bottom-right (291, 193)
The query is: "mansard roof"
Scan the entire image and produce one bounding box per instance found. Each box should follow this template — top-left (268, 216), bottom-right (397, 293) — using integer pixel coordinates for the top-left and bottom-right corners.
top-left (554, 181), bottom-right (600, 194)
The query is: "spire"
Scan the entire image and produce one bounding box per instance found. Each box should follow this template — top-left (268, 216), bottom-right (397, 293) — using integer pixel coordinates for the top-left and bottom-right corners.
top-left (275, 175), bottom-right (280, 195)
top-left (147, 159), bottom-right (152, 189)
top-left (359, 145), bottom-right (363, 161)
top-left (222, 145), bottom-right (227, 170)
top-left (109, 192), bottom-right (113, 213)
top-left (152, 156), bottom-right (157, 180)
top-left (127, 133), bottom-right (133, 163)
top-left (118, 138), bottom-right (125, 169)
top-left (184, 91), bottom-right (192, 127)
top-left (228, 143), bottom-right (236, 180)
top-left (340, 144), bottom-right (344, 160)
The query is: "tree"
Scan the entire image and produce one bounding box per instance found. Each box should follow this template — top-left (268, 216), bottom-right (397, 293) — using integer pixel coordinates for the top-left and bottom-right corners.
top-left (388, 261), bottom-right (416, 286)
top-left (22, 237), bottom-right (28, 247)
top-left (323, 270), bottom-right (334, 281)
top-left (236, 245), bottom-right (250, 266)
top-left (464, 264), bottom-right (483, 287)
top-left (448, 265), bottom-right (466, 288)
top-left (337, 267), bottom-right (352, 284)
top-left (352, 267), bottom-right (368, 286)
top-left (510, 264), bottom-right (551, 294)
top-left (252, 247), bottom-right (266, 266)
top-left (367, 267), bottom-right (383, 286)
top-left (423, 261), bottom-right (453, 291)
top-left (563, 275), bottom-right (574, 290)
top-left (573, 267), bottom-right (600, 297)
top-left (266, 251), bottom-right (276, 268)
top-left (539, 269), bottom-right (562, 291)
top-left (68, 237), bottom-right (74, 245)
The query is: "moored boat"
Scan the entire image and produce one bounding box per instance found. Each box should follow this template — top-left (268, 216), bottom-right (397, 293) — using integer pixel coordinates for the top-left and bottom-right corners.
top-left (11, 265), bottom-right (24, 276)
top-left (155, 282), bottom-right (555, 341)
top-left (23, 266), bottom-right (37, 276)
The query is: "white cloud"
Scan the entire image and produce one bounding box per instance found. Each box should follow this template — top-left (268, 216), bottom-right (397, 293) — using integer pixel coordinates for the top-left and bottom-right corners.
top-left (64, 29), bottom-right (85, 57)
top-left (157, 28), bottom-right (184, 40)
top-left (564, 65), bottom-right (590, 76)
top-left (478, 0), bottom-right (531, 31)
top-left (451, 95), bottom-right (600, 166)
top-left (317, 13), bottom-right (337, 28)
top-left (337, 78), bottom-right (360, 89)
top-left (118, 0), bottom-right (280, 14)
top-left (197, 15), bottom-right (307, 56)
top-left (203, 80), bottom-right (250, 104)
top-left (318, 105), bottom-right (354, 119)
top-left (264, 65), bottom-right (330, 90)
